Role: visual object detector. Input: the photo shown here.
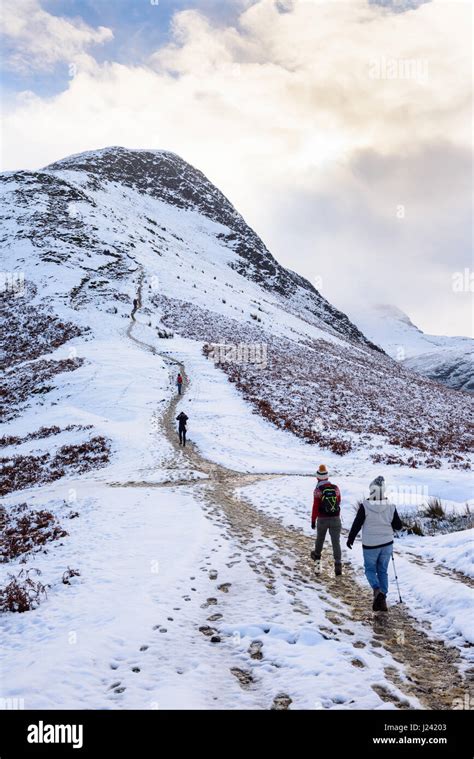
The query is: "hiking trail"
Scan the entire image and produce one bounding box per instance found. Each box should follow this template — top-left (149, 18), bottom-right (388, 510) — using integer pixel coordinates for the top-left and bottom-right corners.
top-left (119, 271), bottom-right (473, 710)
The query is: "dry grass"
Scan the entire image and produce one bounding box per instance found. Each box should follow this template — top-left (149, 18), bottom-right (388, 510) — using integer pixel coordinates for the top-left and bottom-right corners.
top-left (0, 568), bottom-right (48, 612)
top-left (0, 284), bottom-right (87, 423)
top-left (62, 567), bottom-right (80, 585)
top-left (399, 502), bottom-right (474, 537)
top-left (0, 286), bottom-right (85, 369)
top-left (0, 436), bottom-right (111, 496)
top-left (0, 503), bottom-right (68, 561)
top-left (1, 357), bottom-right (85, 423)
top-left (154, 294), bottom-right (473, 468)
top-left (0, 424), bottom-right (93, 448)
top-left (423, 497), bottom-right (445, 520)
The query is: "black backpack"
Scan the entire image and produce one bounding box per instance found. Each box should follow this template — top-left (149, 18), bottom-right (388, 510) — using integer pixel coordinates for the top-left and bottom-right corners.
top-left (318, 483), bottom-right (340, 516)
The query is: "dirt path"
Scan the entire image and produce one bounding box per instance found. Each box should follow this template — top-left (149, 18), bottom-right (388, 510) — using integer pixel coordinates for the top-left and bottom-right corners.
top-left (125, 273), bottom-right (473, 710)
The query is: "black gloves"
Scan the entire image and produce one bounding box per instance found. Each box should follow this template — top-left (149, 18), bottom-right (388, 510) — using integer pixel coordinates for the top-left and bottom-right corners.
top-left (346, 540), bottom-right (353, 549)
top-left (311, 522), bottom-right (315, 530)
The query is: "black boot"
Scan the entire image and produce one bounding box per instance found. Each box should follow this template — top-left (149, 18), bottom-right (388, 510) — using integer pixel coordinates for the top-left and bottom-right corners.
top-left (372, 588), bottom-right (382, 611)
top-left (335, 562), bottom-right (342, 576)
top-left (378, 593), bottom-right (388, 612)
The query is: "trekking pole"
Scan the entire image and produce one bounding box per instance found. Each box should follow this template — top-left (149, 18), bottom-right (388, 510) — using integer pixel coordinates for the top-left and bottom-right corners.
top-left (391, 553), bottom-right (403, 604)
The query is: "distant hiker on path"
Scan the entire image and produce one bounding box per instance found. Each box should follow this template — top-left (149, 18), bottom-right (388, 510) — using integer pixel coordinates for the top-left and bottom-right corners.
top-left (132, 298), bottom-right (138, 312)
top-left (176, 411), bottom-right (188, 447)
top-left (347, 475), bottom-right (403, 612)
top-left (310, 464), bottom-right (342, 576)
top-left (177, 373), bottom-right (183, 395)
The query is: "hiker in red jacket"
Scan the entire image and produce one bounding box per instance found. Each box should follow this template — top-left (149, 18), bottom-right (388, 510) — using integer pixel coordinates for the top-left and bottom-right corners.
top-left (310, 464), bottom-right (342, 576)
top-left (177, 373), bottom-right (183, 395)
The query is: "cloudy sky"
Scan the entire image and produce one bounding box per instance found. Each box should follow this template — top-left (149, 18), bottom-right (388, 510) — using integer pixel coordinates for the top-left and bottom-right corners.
top-left (1, 0), bottom-right (472, 336)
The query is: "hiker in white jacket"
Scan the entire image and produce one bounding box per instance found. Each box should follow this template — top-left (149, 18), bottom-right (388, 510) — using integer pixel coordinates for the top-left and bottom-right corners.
top-left (347, 476), bottom-right (402, 611)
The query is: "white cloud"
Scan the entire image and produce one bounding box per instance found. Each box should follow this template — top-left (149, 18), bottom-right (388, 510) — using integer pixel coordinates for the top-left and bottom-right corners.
top-left (1, 0), bottom-right (471, 335)
top-left (1, 0), bottom-right (113, 72)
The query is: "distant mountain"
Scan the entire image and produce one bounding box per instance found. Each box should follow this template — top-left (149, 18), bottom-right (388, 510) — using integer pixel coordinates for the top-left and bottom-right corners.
top-left (348, 304), bottom-right (473, 393)
top-left (1, 146), bottom-right (472, 468)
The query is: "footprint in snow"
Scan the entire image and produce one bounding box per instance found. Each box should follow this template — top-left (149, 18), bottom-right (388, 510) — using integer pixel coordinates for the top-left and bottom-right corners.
top-left (271, 693), bottom-right (292, 710)
top-left (248, 641), bottom-right (263, 660)
top-left (230, 668), bottom-right (254, 688)
top-left (325, 612), bottom-right (343, 626)
top-left (207, 613), bottom-right (222, 622)
top-left (201, 597), bottom-right (218, 608)
top-left (199, 625), bottom-right (217, 637)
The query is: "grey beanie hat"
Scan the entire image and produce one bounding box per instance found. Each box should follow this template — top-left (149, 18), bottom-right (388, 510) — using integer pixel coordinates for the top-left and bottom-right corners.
top-left (369, 475), bottom-right (386, 500)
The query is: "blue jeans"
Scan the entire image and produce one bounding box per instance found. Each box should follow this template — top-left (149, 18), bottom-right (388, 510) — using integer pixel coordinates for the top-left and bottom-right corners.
top-left (363, 544), bottom-right (393, 595)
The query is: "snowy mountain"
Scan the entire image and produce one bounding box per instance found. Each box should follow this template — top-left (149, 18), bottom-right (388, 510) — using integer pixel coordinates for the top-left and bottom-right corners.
top-left (403, 348), bottom-right (474, 394)
top-left (348, 304), bottom-right (473, 393)
top-left (1, 146), bottom-right (473, 468)
top-left (1, 147), bottom-right (473, 712)
top-left (41, 146), bottom-right (376, 348)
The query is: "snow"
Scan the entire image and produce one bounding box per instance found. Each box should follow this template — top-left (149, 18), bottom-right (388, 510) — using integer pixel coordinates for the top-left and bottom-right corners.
top-left (348, 303), bottom-right (473, 392)
top-left (400, 529), bottom-right (474, 579)
top-left (166, 336), bottom-right (317, 474)
top-left (348, 303), bottom-right (472, 360)
top-left (1, 484), bottom-right (226, 710)
top-left (2, 315), bottom-right (471, 706)
top-left (1, 147), bottom-right (472, 711)
top-left (0, 317), bottom-right (426, 710)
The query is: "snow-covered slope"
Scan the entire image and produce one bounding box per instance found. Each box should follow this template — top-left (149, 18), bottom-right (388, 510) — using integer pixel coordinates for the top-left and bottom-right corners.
top-left (40, 146), bottom-right (375, 349)
top-left (403, 348), bottom-right (474, 394)
top-left (348, 304), bottom-right (473, 393)
top-left (1, 147), bottom-right (473, 712)
top-left (1, 147), bottom-right (473, 468)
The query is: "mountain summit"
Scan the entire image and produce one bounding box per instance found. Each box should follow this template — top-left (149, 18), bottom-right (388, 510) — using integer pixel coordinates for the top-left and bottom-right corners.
top-left (43, 146), bottom-right (377, 348)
